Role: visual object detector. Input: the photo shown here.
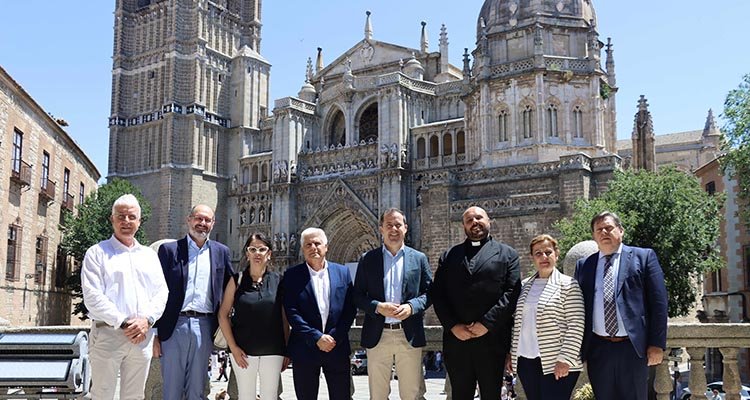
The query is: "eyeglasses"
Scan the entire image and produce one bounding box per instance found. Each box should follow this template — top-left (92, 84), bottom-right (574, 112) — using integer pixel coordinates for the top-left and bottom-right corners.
top-left (247, 246), bottom-right (270, 254)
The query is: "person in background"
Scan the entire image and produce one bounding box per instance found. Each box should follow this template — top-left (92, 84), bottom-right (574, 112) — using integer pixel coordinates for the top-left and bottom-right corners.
top-left (218, 233), bottom-right (289, 400)
top-left (508, 234), bottom-right (584, 400)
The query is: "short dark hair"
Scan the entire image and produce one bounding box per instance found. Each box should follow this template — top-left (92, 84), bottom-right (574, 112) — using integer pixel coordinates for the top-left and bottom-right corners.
top-left (242, 232), bottom-right (273, 270)
top-left (590, 211), bottom-right (623, 232)
top-left (379, 208), bottom-right (406, 225)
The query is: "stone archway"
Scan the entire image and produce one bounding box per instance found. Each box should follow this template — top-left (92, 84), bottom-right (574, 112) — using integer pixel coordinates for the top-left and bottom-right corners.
top-left (319, 209), bottom-right (379, 264)
top-left (300, 179), bottom-right (380, 264)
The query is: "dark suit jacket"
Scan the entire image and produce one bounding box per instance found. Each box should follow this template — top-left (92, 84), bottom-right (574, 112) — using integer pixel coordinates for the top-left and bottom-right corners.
top-left (282, 261), bottom-right (357, 363)
top-left (431, 239), bottom-right (521, 353)
top-left (353, 246), bottom-right (433, 348)
top-left (574, 244), bottom-right (668, 359)
top-left (155, 237), bottom-right (234, 341)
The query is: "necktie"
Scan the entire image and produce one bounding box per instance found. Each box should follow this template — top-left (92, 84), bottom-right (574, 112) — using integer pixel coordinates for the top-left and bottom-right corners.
top-left (603, 254), bottom-right (618, 336)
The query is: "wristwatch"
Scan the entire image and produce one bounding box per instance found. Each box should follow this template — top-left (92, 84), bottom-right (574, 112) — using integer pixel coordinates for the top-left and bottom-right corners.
top-left (147, 316), bottom-right (155, 327)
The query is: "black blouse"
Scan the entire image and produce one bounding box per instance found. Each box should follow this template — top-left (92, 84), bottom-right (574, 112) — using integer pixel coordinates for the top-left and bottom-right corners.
top-left (231, 270), bottom-right (286, 356)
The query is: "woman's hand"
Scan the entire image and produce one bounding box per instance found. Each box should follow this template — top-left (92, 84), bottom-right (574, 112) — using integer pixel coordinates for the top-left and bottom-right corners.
top-left (229, 345), bottom-right (249, 369)
top-left (504, 353), bottom-right (513, 374)
top-left (281, 356), bottom-right (291, 372)
top-left (553, 361), bottom-right (570, 380)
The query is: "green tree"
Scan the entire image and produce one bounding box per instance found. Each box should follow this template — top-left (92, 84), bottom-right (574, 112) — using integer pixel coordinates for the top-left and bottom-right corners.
top-left (555, 167), bottom-right (724, 317)
top-left (60, 178), bottom-right (152, 319)
top-left (721, 73), bottom-right (750, 225)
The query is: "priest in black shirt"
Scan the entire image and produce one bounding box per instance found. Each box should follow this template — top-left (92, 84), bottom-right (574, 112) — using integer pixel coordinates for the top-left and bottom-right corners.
top-left (431, 206), bottom-right (521, 400)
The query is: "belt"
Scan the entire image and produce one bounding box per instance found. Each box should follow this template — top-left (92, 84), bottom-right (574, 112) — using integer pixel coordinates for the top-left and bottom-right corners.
top-left (384, 323), bottom-right (402, 329)
top-left (180, 310), bottom-right (212, 317)
top-left (94, 321), bottom-right (110, 328)
top-left (595, 334), bottom-right (629, 343)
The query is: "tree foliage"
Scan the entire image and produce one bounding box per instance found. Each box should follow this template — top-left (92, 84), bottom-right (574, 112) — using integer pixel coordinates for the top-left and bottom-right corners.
top-left (555, 168), bottom-right (724, 317)
top-left (60, 178), bottom-right (152, 319)
top-left (721, 73), bottom-right (750, 225)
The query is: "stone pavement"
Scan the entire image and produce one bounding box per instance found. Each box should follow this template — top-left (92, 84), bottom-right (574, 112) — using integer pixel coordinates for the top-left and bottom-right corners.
top-left (206, 368), bottom-right (449, 400)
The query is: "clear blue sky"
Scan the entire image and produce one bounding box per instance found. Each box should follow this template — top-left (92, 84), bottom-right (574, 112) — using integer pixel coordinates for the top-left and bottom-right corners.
top-left (1, 1), bottom-right (748, 178)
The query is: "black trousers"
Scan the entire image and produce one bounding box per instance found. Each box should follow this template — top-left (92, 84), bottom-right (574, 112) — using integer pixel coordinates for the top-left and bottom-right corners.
top-left (291, 356), bottom-right (350, 400)
top-left (444, 336), bottom-right (504, 400)
top-left (587, 336), bottom-right (649, 400)
top-left (516, 356), bottom-right (580, 400)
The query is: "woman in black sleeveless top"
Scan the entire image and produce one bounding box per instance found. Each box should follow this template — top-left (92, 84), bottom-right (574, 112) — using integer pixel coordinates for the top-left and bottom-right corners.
top-left (217, 233), bottom-right (288, 400)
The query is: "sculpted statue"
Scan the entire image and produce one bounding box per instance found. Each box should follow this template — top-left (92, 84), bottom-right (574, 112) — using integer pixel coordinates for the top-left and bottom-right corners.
top-left (280, 233), bottom-right (288, 253)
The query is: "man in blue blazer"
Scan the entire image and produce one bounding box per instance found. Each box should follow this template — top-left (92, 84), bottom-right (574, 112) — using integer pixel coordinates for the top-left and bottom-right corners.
top-left (575, 211), bottom-right (668, 400)
top-left (154, 205), bottom-right (235, 400)
top-left (353, 208), bottom-right (432, 400)
top-left (282, 227), bottom-right (356, 400)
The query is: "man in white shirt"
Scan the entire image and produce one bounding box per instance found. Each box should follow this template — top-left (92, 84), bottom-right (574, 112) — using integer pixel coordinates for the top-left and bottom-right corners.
top-left (282, 227), bottom-right (357, 400)
top-left (81, 194), bottom-right (169, 400)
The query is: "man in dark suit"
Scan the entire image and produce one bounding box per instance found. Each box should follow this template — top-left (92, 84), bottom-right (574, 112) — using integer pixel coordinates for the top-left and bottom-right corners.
top-left (282, 227), bottom-right (357, 400)
top-left (353, 208), bottom-right (433, 400)
top-left (431, 206), bottom-right (521, 400)
top-left (154, 205), bottom-right (235, 400)
top-left (574, 211), bottom-right (668, 400)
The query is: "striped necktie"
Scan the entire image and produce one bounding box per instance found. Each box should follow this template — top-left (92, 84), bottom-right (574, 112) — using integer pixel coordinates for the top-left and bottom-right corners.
top-left (603, 254), bottom-right (618, 336)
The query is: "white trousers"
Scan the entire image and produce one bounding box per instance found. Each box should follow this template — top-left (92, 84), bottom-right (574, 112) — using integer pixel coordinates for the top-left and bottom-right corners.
top-left (229, 353), bottom-right (284, 400)
top-left (88, 324), bottom-right (154, 400)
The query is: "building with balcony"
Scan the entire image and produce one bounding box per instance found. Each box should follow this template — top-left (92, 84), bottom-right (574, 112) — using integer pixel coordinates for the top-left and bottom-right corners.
top-left (0, 66), bottom-right (100, 326)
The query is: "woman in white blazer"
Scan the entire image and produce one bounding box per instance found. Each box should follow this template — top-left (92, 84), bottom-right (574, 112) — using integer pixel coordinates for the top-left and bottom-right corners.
top-left (507, 234), bottom-right (585, 400)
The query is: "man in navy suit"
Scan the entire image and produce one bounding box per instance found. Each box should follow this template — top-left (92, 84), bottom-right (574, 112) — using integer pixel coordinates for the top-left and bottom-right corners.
top-left (282, 227), bottom-right (356, 400)
top-left (353, 208), bottom-right (432, 400)
top-left (154, 205), bottom-right (235, 400)
top-left (574, 211), bottom-right (668, 400)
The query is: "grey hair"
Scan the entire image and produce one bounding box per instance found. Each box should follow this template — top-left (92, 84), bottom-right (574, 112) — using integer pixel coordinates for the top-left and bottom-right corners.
top-left (300, 227), bottom-right (328, 245)
top-left (111, 194), bottom-right (141, 218)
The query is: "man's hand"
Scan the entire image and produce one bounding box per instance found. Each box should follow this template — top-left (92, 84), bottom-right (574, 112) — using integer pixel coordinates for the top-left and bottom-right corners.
top-left (123, 317), bottom-right (150, 344)
top-left (647, 346), bottom-right (664, 366)
top-left (393, 303), bottom-right (413, 321)
top-left (376, 302), bottom-right (399, 317)
top-left (152, 336), bottom-right (162, 358)
top-left (316, 334), bottom-right (336, 352)
top-left (450, 324), bottom-right (475, 341)
top-left (553, 361), bottom-right (570, 380)
top-left (466, 322), bottom-right (489, 338)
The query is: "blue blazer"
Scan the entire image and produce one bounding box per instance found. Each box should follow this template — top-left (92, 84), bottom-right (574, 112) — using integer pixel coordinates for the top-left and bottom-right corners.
top-left (282, 261), bottom-right (356, 363)
top-left (353, 246), bottom-right (432, 348)
top-left (155, 237), bottom-right (234, 341)
top-left (574, 244), bottom-right (668, 359)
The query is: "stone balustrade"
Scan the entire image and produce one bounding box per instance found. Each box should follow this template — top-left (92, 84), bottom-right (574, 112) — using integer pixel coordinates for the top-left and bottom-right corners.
top-left (1, 323), bottom-right (748, 399)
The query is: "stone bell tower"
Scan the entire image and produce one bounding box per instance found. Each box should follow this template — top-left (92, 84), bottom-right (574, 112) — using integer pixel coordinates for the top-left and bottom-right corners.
top-left (108, 0), bottom-right (269, 242)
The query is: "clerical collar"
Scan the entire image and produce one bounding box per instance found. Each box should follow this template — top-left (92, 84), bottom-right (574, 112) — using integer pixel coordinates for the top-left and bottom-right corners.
top-left (466, 236), bottom-right (490, 247)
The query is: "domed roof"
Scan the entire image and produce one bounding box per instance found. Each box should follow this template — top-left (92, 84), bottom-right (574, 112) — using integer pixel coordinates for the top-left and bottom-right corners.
top-left (477, 0), bottom-right (597, 39)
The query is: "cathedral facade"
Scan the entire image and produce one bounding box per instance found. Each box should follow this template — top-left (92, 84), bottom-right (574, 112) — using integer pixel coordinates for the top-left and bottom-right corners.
top-left (109, 0), bottom-right (623, 268)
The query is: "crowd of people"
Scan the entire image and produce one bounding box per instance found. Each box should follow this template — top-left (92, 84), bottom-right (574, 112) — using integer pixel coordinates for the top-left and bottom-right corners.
top-left (81, 194), bottom-right (667, 400)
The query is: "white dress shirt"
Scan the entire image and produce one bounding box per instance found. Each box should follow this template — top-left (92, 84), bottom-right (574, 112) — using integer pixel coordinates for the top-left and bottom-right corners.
top-left (82, 235), bottom-right (169, 328)
top-left (593, 243), bottom-right (628, 336)
top-left (382, 245), bottom-right (405, 324)
top-left (307, 261), bottom-right (330, 331)
top-left (181, 235), bottom-right (213, 313)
